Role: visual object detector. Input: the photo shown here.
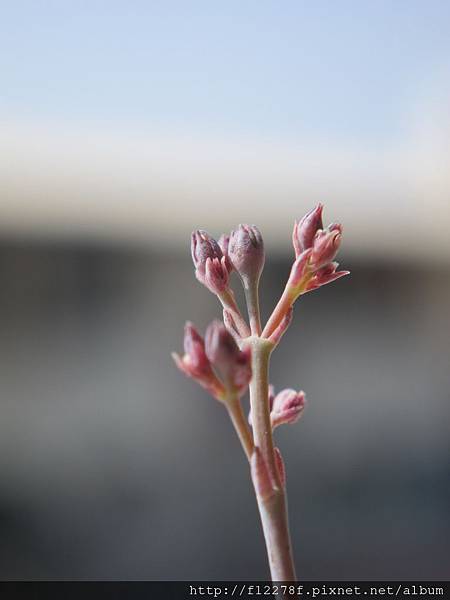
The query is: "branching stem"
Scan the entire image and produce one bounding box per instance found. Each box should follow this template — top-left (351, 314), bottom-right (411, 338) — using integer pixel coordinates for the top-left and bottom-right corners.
top-left (226, 396), bottom-right (254, 461)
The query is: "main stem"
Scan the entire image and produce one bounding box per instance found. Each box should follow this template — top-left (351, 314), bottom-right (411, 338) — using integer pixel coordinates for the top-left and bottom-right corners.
top-left (248, 336), bottom-right (297, 581)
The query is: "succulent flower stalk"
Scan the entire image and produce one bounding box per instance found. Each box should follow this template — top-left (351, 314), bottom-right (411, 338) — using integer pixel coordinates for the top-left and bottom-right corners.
top-left (228, 224), bottom-right (265, 335)
top-left (173, 204), bottom-right (348, 582)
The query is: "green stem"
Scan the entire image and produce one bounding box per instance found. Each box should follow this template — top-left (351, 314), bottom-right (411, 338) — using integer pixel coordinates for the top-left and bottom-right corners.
top-left (243, 275), bottom-right (262, 336)
top-left (218, 289), bottom-right (251, 338)
top-left (247, 336), bottom-right (297, 582)
top-left (226, 396), bottom-right (254, 461)
top-left (261, 286), bottom-right (292, 340)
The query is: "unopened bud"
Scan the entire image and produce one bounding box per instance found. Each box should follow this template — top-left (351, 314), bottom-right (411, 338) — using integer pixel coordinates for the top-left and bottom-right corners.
top-left (251, 448), bottom-right (276, 501)
top-left (191, 230), bottom-right (223, 287)
top-left (273, 447), bottom-right (286, 488)
top-left (205, 320), bottom-right (252, 396)
top-left (228, 224), bottom-right (265, 283)
top-left (271, 389), bottom-right (306, 429)
top-left (223, 308), bottom-right (241, 342)
top-left (218, 233), bottom-right (233, 273)
top-left (293, 204), bottom-right (323, 257)
top-left (306, 261), bottom-right (350, 292)
top-left (310, 224), bottom-right (342, 270)
top-left (172, 322), bottom-right (225, 400)
top-left (287, 248), bottom-right (312, 288)
top-left (204, 256), bottom-right (229, 294)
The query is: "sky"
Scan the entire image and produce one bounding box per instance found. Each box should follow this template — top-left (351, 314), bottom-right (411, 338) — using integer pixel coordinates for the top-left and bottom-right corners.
top-left (0, 2), bottom-right (449, 261)
top-left (1, 1), bottom-right (449, 142)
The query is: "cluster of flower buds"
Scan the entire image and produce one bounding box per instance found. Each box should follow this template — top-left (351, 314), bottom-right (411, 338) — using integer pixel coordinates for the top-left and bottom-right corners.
top-left (249, 385), bottom-right (306, 430)
top-left (289, 204), bottom-right (349, 298)
top-left (173, 320), bottom-right (251, 401)
top-left (191, 230), bottom-right (232, 295)
top-left (191, 224), bottom-right (266, 299)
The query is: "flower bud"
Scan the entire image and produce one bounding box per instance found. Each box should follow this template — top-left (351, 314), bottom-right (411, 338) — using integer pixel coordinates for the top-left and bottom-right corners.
top-left (287, 248), bottom-right (312, 288)
top-left (228, 224), bottom-right (265, 283)
top-left (172, 322), bottom-right (225, 399)
top-left (306, 261), bottom-right (350, 292)
top-left (204, 256), bottom-right (229, 294)
top-left (205, 320), bottom-right (252, 396)
top-left (222, 308), bottom-right (241, 342)
top-left (191, 230), bottom-right (223, 286)
top-left (251, 448), bottom-right (276, 501)
top-left (218, 233), bottom-right (233, 273)
top-left (270, 388), bottom-right (306, 429)
top-left (273, 447), bottom-right (286, 488)
top-left (293, 204), bottom-right (323, 257)
top-left (310, 224), bottom-right (342, 270)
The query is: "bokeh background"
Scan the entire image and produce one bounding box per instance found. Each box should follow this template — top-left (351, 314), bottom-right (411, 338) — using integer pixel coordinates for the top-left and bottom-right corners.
top-left (1, 1), bottom-right (449, 580)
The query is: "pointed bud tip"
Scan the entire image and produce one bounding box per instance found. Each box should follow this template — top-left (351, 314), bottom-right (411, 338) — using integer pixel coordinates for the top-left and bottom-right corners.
top-left (228, 224), bottom-right (265, 281)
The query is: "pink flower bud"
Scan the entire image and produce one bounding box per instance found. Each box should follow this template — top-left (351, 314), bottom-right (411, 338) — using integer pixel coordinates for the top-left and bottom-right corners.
top-left (292, 204), bottom-right (323, 257)
top-left (228, 224), bottom-right (265, 283)
top-left (222, 308), bottom-right (241, 342)
top-left (191, 230), bottom-right (223, 285)
top-left (305, 262), bottom-right (350, 292)
top-left (310, 224), bottom-right (343, 270)
top-left (205, 320), bottom-right (252, 396)
top-left (218, 233), bottom-right (233, 273)
top-left (287, 248), bottom-right (312, 288)
top-left (204, 256), bottom-right (229, 294)
top-left (271, 389), bottom-right (306, 429)
top-left (273, 447), bottom-right (286, 488)
top-left (172, 322), bottom-right (225, 400)
top-left (251, 448), bottom-right (276, 501)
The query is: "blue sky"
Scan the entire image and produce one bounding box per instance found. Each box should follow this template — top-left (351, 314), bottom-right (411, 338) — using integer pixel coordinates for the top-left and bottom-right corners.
top-left (1, 1), bottom-right (449, 141)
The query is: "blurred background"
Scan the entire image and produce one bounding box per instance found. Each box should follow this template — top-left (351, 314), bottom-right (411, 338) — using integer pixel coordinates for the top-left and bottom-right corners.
top-left (0, 0), bottom-right (449, 581)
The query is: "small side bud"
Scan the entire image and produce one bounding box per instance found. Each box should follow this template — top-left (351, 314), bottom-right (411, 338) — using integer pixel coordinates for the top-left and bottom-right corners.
top-left (273, 447), bottom-right (286, 488)
top-left (172, 322), bottom-right (225, 400)
top-left (191, 230), bottom-right (223, 289)
top-left (292, 204), bottom-right (323, 257)
top-left (228, 224), bottom-right (265, 283)
top-left (251, 448), bottom-right (275, 501)
top-left (218, 233), bottom-right (233, 273)
top-left (205, 320), bottom-right (252, 396)
top-left (310, 224), bottom-right (343, 270)
top-left (306, 262), bottom-right (350, 292)
top-left (204, 256), bottom-right (229, 294)
top-left (222, 308), bottom-right (241, 342)
top-left (271, 389), bottom-right (306, 429)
